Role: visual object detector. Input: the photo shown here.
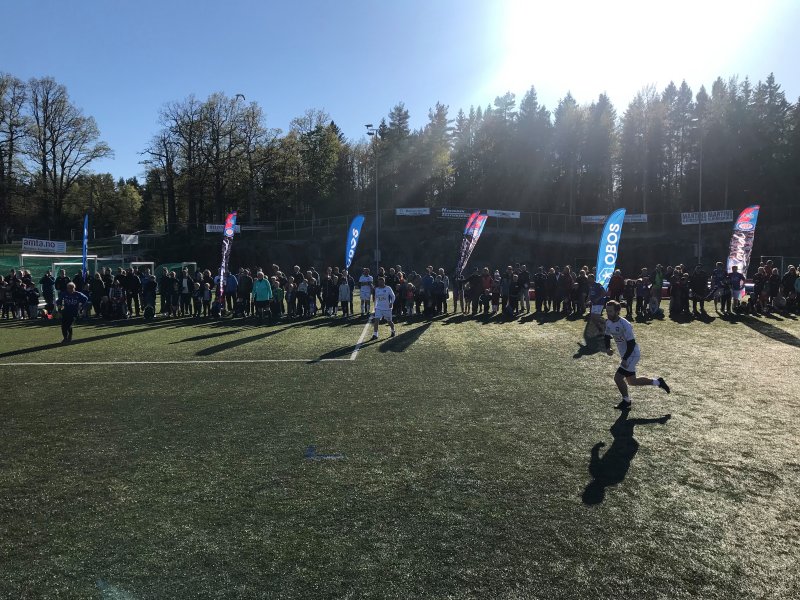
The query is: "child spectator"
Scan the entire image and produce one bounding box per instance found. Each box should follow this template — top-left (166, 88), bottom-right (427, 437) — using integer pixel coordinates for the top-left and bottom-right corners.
top-left (339, 276), bottom-right (351, 317)
top-left (192, 282), bottom-right (203, 317)
top-left (623, 279), bottom-right (635, 318)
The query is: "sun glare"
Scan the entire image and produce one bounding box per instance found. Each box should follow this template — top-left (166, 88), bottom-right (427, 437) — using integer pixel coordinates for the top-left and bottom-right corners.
top-left (489, 0), bottom-right (775, 108)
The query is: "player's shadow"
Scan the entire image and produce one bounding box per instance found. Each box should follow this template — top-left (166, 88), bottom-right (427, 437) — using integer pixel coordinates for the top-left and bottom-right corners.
top-left (194, 326), bottom-right (290, 356)
top-left (737, 315), bottom-right (800, 348)
top-left (378, 322), bottom-right (430, 353)
top-left (582, 411), bottom-right (671, 505)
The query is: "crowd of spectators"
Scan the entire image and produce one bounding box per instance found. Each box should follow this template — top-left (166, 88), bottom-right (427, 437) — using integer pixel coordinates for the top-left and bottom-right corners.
top-left (1, 258), bottom-right (798, 323)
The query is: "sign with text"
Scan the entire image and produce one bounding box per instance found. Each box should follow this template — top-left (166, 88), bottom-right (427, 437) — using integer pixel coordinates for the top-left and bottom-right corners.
top-left (439, 208), bottom-right (473, 219)
top-left (681, 210), bottom-right (734, 225)
top-left (22, 238), bottom-right (66, 253)
top-left (120, 234), bottom-right (139, 245)
top-left (206, 223), bottom-right (241, 233)
top-left (582, 213), bottom-right (648, 224)
top-left (395, 207), bottom-right (430, 216)
top-left (487, 209), bottom-right (521, 219)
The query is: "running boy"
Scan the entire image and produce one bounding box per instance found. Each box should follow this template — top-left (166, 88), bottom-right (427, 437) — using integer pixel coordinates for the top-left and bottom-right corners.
top-left (371, 276), bottom-right (396, 339)
top-left (604, 300), bottom-right (670, 410)
top-left (57, 282), bottom-right (89, 343)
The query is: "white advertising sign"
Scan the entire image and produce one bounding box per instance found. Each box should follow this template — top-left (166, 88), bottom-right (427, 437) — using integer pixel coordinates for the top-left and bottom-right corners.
top-left (680, 210), bottom-right (734, 225)
top-left (206, 223), bottom-right (241, 233)
top-left (581, 213), bottom-right (648, 224)
top-left (22, 238), bottom-right (66, 253)
top-left (487, 209), bottom-right (521, 219)
top-left (439, 208), bottom-right (473, 219)
top-left (395, 208), bottom-right (430, 216)
top-left (120, 234), bottom-right (139, 245)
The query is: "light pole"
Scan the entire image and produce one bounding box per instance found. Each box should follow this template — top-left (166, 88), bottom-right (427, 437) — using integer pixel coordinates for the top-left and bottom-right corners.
top-left (692, 118), bottom-right (704, 265)
top-left (365, 124), bottom-right (379, 275)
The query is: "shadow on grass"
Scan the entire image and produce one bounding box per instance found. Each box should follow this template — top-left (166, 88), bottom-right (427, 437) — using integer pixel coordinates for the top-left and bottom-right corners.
top-left (582, 411), bottom-right (671, 506)
top-left (535, 311), bottom-right (565, 325)
top-left (194, 325), bottom-right (293, 356)
top-left (171, 329), bottom-right (242, 344)
top-left (737, 315), bottom-right (800, 348)
top-left (0, 319), bottom-right (176, 359)
top-left (378, 322), bottom-right (431, 353)
top-left (313, 336), bottom-right (380, 361)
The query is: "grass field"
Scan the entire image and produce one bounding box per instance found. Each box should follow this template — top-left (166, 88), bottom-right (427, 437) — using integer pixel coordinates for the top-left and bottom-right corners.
top-left (1, 308), bottom-right (799, 599)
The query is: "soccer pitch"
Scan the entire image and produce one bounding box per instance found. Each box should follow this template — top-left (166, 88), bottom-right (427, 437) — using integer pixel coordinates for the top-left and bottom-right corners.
top-left (1, 312), bottom-right (799, 599)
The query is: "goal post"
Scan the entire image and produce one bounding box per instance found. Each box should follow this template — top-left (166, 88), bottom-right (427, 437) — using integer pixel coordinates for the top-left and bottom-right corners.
top-left (19, 254), bottom-right (99, 279)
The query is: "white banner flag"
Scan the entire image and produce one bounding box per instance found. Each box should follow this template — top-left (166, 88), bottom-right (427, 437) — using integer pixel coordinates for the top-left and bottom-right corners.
top-left (22, 238), bottom-right (67, 253)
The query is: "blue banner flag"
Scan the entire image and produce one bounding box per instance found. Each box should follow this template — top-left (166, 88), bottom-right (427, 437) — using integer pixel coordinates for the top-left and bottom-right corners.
top-left (595, 208), bottom-right (626, 288)
top-left (345, 215), bottom-right (365, 269)
top-left (82, 214), bottom-right (89, 280)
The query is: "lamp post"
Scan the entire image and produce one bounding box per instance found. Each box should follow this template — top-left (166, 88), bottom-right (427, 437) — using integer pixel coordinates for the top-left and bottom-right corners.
top-left (365, 124), bottom-right (379, 275)
top-left (692, 117), bottom-right (704, 265)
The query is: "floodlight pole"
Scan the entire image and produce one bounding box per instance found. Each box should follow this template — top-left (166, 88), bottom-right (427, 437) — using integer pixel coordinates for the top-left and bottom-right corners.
top-left (365, 124), bottom-right (380, 275)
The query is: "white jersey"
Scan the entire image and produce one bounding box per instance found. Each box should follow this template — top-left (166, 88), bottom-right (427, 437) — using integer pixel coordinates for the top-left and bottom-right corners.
top-left (359, 275), bottom-right (374, 297)
top-left (605, 316), bottom-right (636, 356)
top-left (373, 285), bottom-right (395, 311)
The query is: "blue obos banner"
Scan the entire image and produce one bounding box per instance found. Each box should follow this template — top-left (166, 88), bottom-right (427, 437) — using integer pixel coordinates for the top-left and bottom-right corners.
top-left (727, 204), bottom-right (760, 280)
top-left (82, 214), bottom-right (89, 280)
top-left (595, 208), bottom-right (626, 288)
top-left (345, 215), bottom-right (365, 269)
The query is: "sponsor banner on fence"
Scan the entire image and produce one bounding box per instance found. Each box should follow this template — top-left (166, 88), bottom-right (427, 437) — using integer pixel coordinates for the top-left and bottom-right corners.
top-left (439, 208), bottom-right (473, 219)
top-left (22, 238), bottom-right (66, 253)
top-left (582, 213), bottom-right (647, 224)
top-left (680, 210), bottom-right (734, 225)
top-left (395, 208), bottom-right (430, 216)
top-left (487, 209), bottom-right (521, 219)
top-left (120, 234), bottom-right (139, 245)
top-left (206, 223), bottom-right (241, 233)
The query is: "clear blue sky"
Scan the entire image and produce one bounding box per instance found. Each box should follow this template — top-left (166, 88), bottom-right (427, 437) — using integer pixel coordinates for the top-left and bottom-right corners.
top-left (6, 0), bottom-right (800, 180)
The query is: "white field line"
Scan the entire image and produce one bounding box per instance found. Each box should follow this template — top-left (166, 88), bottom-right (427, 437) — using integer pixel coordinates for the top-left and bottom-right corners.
top-left (350, 320), bottom-right (373, 361)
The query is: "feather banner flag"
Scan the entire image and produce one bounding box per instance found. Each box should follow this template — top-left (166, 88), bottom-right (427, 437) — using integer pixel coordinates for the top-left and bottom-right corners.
top-left (345, 215), bottom-right (365, 269)
top-left (455, 211), bottom-right (488, 277)
top-left (218, 211), bottom-right (238, 305)
top-left (81, 214), bottom-right (89, 282)
top-left (595, 208), bottom-right (626, 289)
top-left (727, 205), bottom-right (760, 298)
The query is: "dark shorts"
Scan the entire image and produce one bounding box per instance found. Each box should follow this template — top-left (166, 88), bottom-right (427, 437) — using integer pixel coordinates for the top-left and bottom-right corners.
top-left (616, 366), bottom-right (636, 378)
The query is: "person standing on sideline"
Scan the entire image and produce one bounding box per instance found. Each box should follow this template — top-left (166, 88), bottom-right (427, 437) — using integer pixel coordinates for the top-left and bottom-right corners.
top-left (371, 276), bottom-right (396, 339)
top-left (359, 268), bottom-right (374, 317)
top-left (57, 282), bottom-right (89, 343)
top-left (604, 300), bottom-right (670, 410)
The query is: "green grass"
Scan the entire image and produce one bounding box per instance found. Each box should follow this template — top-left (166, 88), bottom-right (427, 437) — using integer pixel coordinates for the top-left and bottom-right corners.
top-left (1, 309), bottom-right (799, 599)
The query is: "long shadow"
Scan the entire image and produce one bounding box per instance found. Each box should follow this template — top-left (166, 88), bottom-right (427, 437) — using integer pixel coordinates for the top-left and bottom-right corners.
top-left (582, 411), bottom-right (671, 505)
top-left (378, 322), bottom-right (431, 353)
top-left (0, 319), bottom-right (176, 359)
top-left (535, 311), bottom-right (564, 325)
top-left (738, 315), bottom-right (800, 348)
top-left (194, 325), bottom-right (293, 356)
top-left (314, 337), bottom-right (380, 361)
top-left (171, 329), bottom-right (242, 344)
top-left (442, 314), bottom-right (473, 325)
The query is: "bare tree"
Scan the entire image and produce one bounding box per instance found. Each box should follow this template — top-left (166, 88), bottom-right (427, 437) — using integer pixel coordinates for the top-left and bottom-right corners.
top-left (142, 129), bottom-right (179, 232)
top-left (25, 77), bottom-right (112, 225)
top-left (0, 73), bottom-right (27, 223)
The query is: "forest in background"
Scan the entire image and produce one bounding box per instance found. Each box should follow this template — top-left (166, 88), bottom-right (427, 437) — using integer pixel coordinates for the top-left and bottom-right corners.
top-left (1, 72), bottom-right (799, 237)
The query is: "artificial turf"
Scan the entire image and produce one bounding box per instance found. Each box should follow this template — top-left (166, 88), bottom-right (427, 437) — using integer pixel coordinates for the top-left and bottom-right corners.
top-left (1, 308), bottom-right (799, 599)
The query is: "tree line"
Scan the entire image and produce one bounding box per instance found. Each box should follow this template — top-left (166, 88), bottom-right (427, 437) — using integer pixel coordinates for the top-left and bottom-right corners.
top-left (2, 71), bottom-right (798, 237)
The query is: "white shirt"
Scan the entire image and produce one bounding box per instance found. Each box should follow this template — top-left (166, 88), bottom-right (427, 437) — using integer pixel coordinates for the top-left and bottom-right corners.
top-left (359, 275), bottom-right (374, 297)
top-left (374, 285), bottom-right (395, 311)
top-left (605, 317), bottom-right (635, 355)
